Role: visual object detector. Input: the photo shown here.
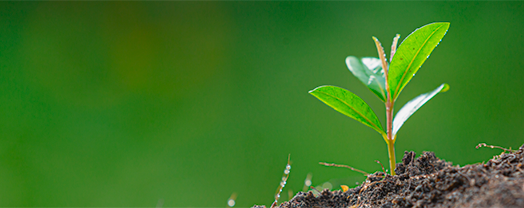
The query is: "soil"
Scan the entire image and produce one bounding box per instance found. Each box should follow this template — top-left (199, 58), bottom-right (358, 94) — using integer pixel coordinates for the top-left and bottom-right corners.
top-left (254, 144), bottom-right (524, 208)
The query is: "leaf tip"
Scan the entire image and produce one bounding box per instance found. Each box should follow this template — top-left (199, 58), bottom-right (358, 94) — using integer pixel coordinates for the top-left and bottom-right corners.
top-left (308, 85), bottom-right (327, 94)
top-left (345, 56), bottom-right (357, 69)
top-left (441, 83), bottom-right (450, 92)
top-left (433, 22), bottom-right (451, 31)
top-left (428, 22), bottom-right (450, 27)
top-left (441, 22), bottom-right (451, 30)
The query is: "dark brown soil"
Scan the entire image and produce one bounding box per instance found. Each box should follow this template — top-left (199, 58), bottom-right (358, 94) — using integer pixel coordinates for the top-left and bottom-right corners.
top-left (254, 144), bottom-right (524, 208)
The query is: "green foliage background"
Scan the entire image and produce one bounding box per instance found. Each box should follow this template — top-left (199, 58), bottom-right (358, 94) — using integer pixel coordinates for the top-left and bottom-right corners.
top-left (1, 1), bottom-right (523, 207)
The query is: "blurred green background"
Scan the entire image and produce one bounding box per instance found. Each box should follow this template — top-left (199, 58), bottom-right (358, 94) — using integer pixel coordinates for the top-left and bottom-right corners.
top-left (1, 1), bottom-right (523, 207)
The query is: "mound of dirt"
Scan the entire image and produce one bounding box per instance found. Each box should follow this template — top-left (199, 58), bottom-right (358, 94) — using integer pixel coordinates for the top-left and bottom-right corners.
top-left (254, 144), bottom-right (524, 208)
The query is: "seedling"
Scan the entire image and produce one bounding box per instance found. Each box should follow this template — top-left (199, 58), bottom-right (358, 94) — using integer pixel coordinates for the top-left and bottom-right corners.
top-left (309, 22), bottom-right (450, 175)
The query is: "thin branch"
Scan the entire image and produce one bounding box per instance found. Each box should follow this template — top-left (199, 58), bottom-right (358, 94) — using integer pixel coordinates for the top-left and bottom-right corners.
top-left (319, 162), bottom-right (369, 176)
top-left (476, 143), bottom-right (515, 153)
top-left (375, 160), bottom-right (386, 175)
top-left (272, 154), bottom-right (292, 208)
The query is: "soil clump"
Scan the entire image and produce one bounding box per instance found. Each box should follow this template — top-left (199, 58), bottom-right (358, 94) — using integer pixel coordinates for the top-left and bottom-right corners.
top-left (254, 144), bottom-right (524, 208)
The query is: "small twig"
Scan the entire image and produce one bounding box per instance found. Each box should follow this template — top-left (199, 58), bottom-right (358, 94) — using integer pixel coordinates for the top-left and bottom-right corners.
top-left (476, 143), bottom-right (515, 153)
top-left (271, 154), bottom-right (292, 208)
top-left (376, 160), bottom-right (387, 175)
top-left (319, 162), bottom-right (369, 176)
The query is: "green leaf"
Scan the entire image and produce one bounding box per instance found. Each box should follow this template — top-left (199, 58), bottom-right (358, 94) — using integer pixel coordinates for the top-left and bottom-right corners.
top-left (388, 22), bottom-right (450, 101)
top-left (309, 85), bottom-right (385, 136)
top-left (392, 83), bottom-right (449, 136)
top-left (346, 56), bottom-right (387, 102)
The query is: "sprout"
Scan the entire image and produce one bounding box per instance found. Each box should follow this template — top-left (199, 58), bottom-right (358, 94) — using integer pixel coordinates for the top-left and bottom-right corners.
top-left (309, 22), bottom-right (450, 175)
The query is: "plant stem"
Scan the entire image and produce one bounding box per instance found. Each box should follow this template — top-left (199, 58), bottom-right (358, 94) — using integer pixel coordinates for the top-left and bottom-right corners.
top-left (373, 36), bottom-right (396, 176)
top-left (385, 100), bottom-right (396, 176)
top-left (386, 138), bottom-right (396, 175)
top-left (387, 35), bottom-right (400, 176)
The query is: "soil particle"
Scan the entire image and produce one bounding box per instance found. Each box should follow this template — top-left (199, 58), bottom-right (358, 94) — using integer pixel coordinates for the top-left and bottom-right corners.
top-left (254, 144), bottom-right (524, 208)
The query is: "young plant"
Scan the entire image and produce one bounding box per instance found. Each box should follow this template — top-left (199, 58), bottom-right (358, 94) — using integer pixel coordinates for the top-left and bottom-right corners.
top-left (309, 22), bottom-right (450, 176)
